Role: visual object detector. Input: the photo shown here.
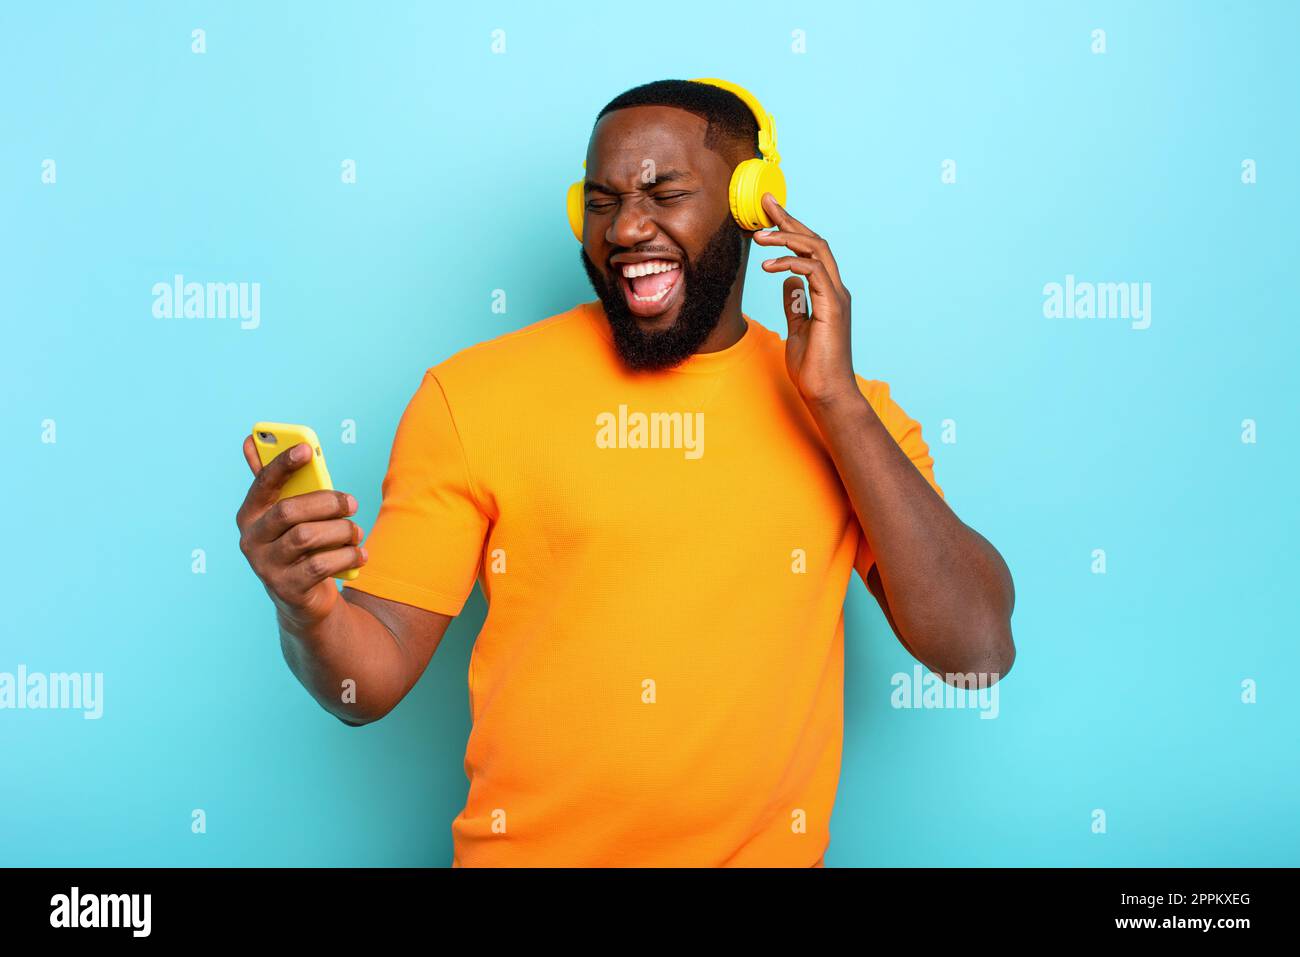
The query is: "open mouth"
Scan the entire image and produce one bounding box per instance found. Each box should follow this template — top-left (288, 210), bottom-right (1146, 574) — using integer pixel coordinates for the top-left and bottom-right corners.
top-left (616, 259), bottom-right (683, 319)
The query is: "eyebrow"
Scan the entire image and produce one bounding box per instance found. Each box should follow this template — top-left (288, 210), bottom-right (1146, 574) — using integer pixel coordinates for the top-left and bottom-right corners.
top-left (584, 168), bottom-right (694, 195)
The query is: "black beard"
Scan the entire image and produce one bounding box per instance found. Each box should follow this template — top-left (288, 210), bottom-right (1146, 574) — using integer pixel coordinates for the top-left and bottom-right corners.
top-left (580, 213), bottom-right (745, 372)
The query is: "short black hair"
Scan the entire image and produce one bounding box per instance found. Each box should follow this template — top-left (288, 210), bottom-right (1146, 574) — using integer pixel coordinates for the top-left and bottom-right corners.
top-left (595, 79), bottom-right (761, 162)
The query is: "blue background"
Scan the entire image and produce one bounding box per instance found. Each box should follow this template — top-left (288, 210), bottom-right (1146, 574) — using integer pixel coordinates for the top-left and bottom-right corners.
top-left (2, 1), bottom-right (1296, 866)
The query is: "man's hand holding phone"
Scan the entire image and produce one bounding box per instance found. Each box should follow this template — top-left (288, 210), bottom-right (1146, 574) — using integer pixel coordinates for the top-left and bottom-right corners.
top-left (236, 436), bottom-right (367, 628)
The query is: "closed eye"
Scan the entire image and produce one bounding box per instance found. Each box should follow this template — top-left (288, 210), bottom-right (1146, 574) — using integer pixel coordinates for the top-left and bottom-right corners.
top-left (587, 191), bottom-right (692, 212)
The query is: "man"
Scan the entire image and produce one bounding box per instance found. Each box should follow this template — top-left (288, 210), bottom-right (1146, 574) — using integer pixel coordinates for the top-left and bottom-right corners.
top-left (235, 79), bottom-right (1016, 867)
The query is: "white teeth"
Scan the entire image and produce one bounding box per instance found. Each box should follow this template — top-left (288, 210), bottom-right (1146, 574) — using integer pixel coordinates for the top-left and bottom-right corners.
top-left (620, 260), bottom-right (680, 278)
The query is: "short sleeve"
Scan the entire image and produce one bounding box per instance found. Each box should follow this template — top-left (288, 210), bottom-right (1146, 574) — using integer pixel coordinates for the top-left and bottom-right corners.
top-left (853, 377), bottom-right (944, 583)
top-left (342, 370), bottom-right (489, 615)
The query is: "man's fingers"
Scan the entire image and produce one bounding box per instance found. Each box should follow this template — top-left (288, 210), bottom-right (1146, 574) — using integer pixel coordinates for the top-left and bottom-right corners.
top-left (270, 518), bottom-right (364, 567)
top-left (242, 435), bottom-right (263, 476)
top-left (237, 440), bottom-right (313, 530)
top-left (762, 192), bottom-right (814, 236)
top-left (251, 488), bottom-right (358, 544)
top-left (761, 255), bottom-right (829, 287)
top-left (763, 257), bottom-right (844, 322)
top-left (753, 228), bottom-right (821, 255)
top-left (246, 441), bottom-right (312, 506)
top-left (759, 243), bottom-right (852, 291)
top-left (782, 276), bottom-right (809, 328)
top-left (753, 207), bottom-right (846, 291)
top-left (286, 543), bottom-right (368, 594)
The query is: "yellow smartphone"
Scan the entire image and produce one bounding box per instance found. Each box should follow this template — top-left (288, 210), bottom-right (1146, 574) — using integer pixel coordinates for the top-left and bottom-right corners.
top-left (251, 422), bottom-right (359, 581)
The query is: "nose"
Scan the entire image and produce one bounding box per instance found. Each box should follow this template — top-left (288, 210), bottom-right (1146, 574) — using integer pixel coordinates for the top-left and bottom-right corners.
top-left (606, 196), bottom-right (657, 250)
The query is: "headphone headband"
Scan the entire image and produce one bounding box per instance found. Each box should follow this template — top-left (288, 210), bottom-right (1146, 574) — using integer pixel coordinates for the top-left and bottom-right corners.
top-left (689, 77), bottom-right (780, 164)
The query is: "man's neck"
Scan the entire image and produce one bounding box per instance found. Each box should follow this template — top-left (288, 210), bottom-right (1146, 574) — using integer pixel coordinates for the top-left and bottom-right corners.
top-left (694, 286), bottom-right (747, 354)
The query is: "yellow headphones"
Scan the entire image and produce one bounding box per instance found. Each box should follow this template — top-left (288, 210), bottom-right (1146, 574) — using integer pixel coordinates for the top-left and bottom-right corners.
top-left (565, 77), bottom-right (787, 242)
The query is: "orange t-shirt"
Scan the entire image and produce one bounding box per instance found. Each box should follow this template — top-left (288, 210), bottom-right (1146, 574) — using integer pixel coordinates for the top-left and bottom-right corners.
top-left (343, 300), bottom-right (943, 867)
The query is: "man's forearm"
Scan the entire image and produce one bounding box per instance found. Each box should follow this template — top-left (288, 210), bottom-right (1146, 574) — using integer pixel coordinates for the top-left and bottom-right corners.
top-left (276, 595), bottom-right (414, 725)
top-left (806, 389), bottom-right (1015, 676)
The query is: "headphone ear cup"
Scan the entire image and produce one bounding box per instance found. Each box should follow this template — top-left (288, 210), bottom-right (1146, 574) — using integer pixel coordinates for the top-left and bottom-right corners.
top-left (729, 159), bottom-right (787, 231)
top-left (566, 180), bottom-right (585, 242)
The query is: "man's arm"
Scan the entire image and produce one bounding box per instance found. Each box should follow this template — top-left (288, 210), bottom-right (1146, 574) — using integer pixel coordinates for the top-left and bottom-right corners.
top-left (237, 434), bottom-right (454, 726)
top-left (753, 191), bottom-right (1015, 681)
top-left (278, 590), bottom-right (453, 727)
top-left (808, 391), bottom-right (1015, 680)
